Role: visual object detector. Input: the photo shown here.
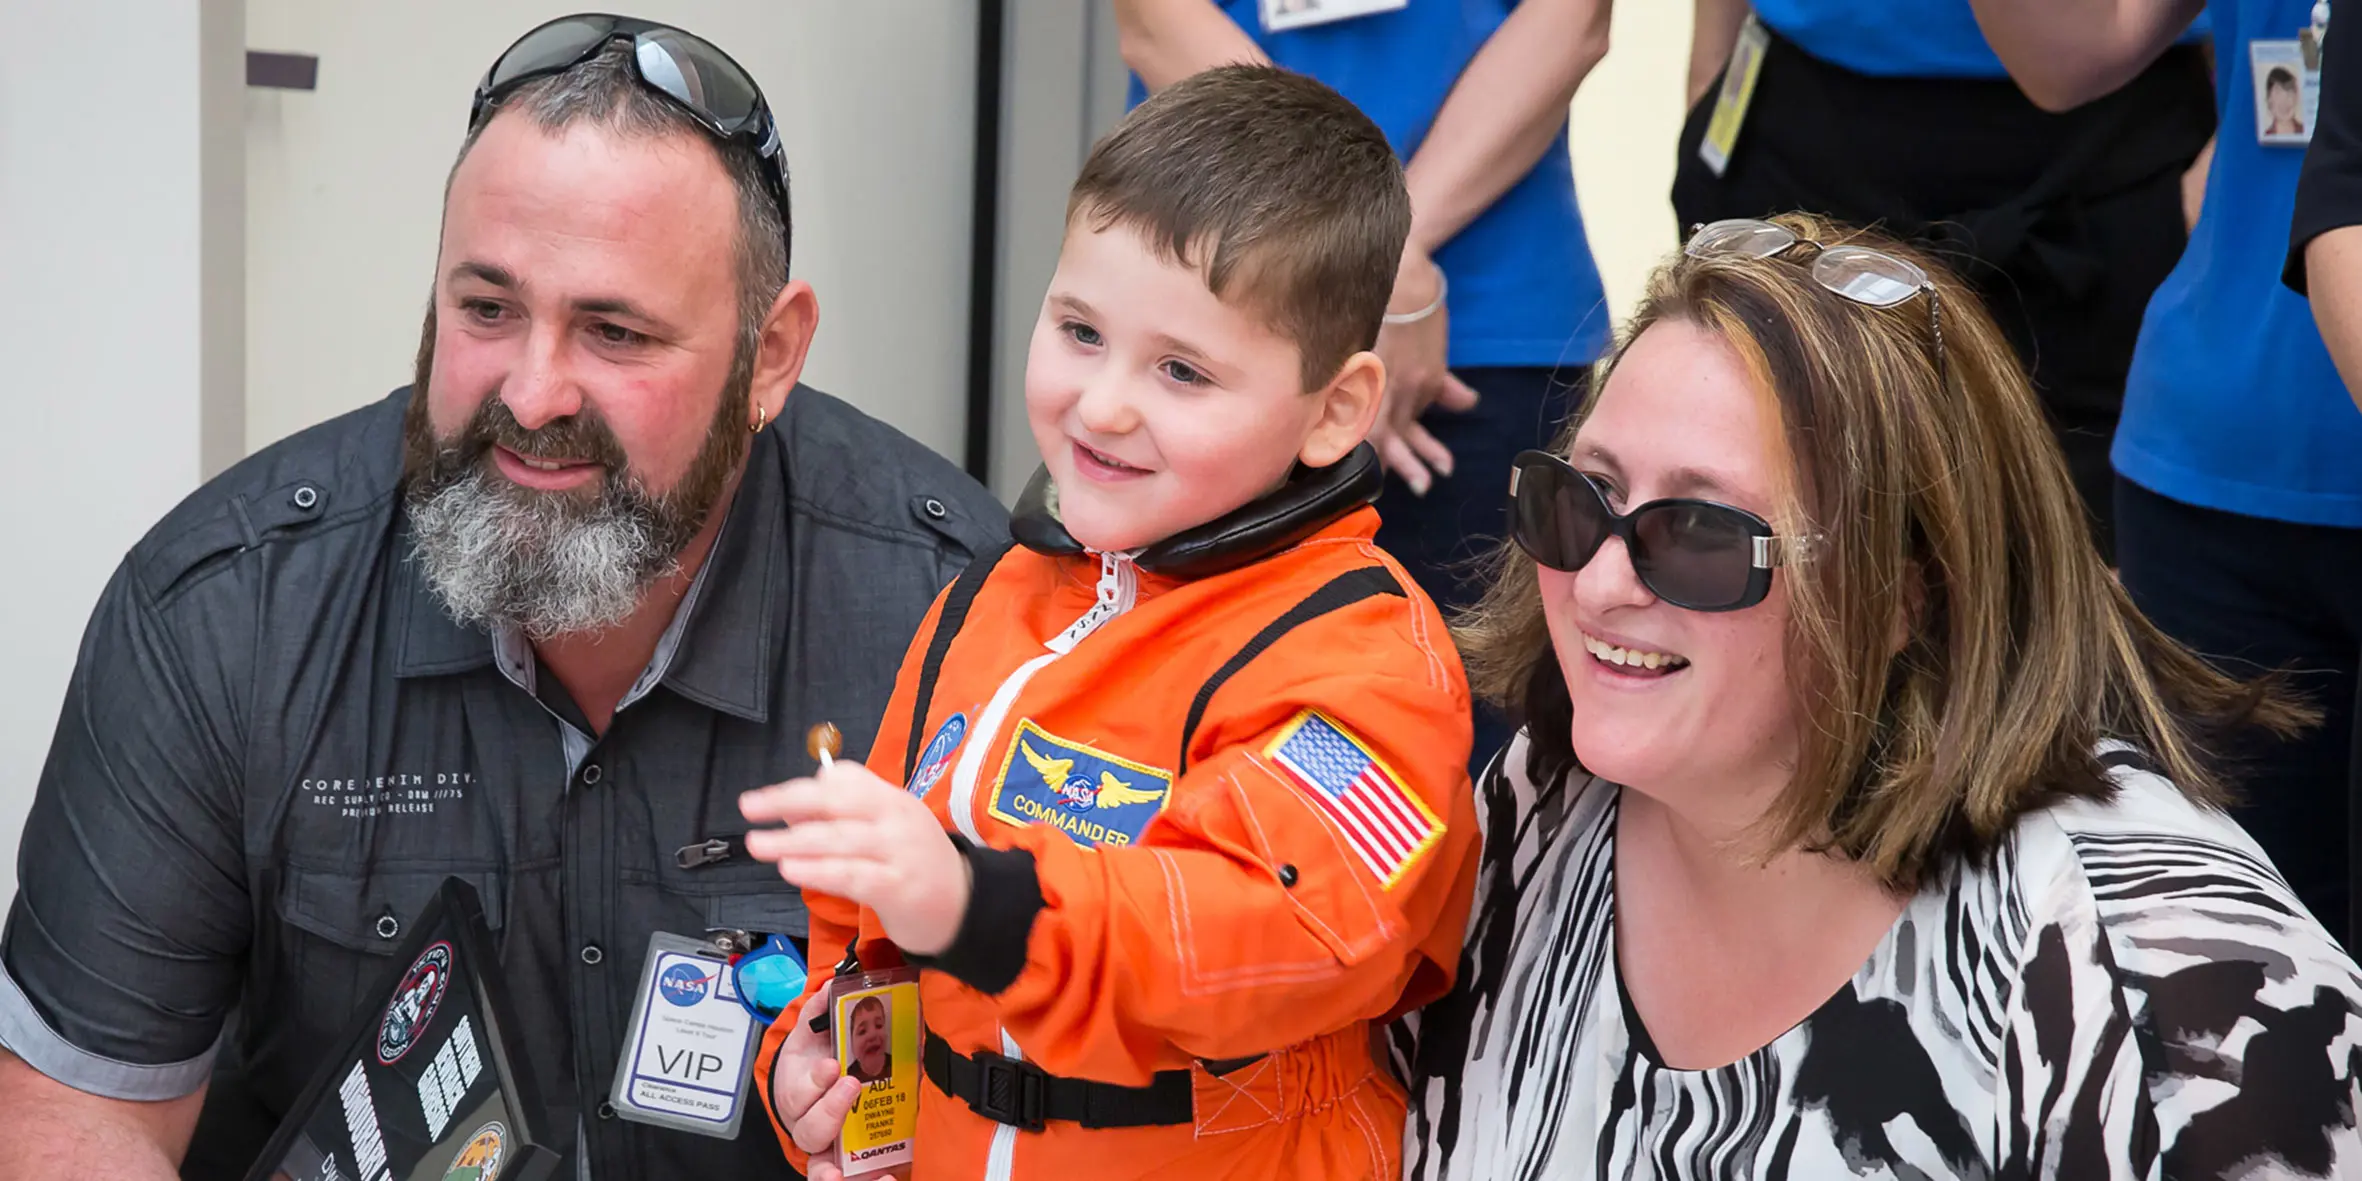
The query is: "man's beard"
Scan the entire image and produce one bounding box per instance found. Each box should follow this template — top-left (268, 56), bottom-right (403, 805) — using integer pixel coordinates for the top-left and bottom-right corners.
top-left (401, 307), bottom-right (755, 640)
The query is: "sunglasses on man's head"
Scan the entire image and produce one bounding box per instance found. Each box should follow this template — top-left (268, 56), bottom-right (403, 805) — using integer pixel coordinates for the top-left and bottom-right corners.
top-left (1507, 450), bottom-right (1810, 612)
top-left (472, 14), bottom-right (790, 245)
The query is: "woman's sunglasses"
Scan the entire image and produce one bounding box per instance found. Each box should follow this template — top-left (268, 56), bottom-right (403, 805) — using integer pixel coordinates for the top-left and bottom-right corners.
top-left (1684, 218), bottom-right (1945, 383)
top-left (1507, 451), bottom-right (1810, 612)
top-left (471, 15), bottom-right (791, 246)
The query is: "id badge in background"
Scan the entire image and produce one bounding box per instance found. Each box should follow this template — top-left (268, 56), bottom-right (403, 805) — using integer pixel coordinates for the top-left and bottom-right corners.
top-left (2252, 38), bottom-right (2322, 146)
top-left (1700, 17), bottom-right (1771, 177)
top-left (1260, 0), bottom-right (1408, 34)
top-left (608, 933), bottom-right (759, 1138)
top-left (827, 965), bottom-right (923, 1180)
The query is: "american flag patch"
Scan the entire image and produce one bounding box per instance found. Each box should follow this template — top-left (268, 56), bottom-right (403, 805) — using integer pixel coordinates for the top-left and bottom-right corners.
top-left (1265, 711), bottom-right (1442, 888)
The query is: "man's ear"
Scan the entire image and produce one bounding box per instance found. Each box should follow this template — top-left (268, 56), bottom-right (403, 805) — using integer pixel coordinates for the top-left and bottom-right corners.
top-left (750, 280), bottom-right (820, 427)
top-left (1299, 350), bottom-right (1385, 467)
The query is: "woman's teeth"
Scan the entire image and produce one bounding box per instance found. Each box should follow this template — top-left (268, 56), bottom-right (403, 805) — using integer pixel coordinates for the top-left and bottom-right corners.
top-left (1583, 634), bottom-right (1689, 671)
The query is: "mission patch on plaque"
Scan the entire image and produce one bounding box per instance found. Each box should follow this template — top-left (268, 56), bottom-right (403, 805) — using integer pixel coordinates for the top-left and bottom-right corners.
top-left (379, 941), bottom-right (454, 1065)
top-left (442, 1121), bottom-right (507, 1180)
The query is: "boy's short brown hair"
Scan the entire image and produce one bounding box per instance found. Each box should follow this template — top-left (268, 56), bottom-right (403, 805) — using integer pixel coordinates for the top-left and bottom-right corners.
top-left (1069, 64), bottom-right (1411, 391)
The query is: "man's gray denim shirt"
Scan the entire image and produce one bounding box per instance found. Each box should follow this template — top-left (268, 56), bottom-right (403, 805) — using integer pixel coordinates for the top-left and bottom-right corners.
top-left (0, 384), bottom-right (1007, 1178)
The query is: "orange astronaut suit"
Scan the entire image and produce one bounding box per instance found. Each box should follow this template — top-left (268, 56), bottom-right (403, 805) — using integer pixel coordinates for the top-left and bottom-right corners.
top-left (757, 456), bottom-right (1478, 1180)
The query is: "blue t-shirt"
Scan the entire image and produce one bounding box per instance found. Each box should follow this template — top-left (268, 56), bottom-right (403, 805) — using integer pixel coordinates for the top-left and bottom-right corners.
top-left (2114, 0), bottom-right (2362, 527)
top-left (1130, 0), bottom-right (1610, 369)
top-left (1758, 0), bottom-right (2209, 78)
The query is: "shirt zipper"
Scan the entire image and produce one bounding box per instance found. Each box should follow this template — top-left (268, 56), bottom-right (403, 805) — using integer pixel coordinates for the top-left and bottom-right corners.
top-left (939, 550), bottom-right (1136, 1180)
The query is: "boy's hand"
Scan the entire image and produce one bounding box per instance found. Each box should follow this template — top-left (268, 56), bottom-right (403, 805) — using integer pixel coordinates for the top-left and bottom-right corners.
top-left (770, 989), bottom-right (863, 1178)
top-left (739, 762), bottom-right (973, 956)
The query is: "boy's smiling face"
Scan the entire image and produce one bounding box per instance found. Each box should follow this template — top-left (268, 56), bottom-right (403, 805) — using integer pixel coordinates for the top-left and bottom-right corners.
top-left (1024, 220), bottom-right (1375, 554)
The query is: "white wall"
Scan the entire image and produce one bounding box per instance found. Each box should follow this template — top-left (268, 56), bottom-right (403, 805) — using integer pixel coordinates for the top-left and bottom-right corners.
top-left (0, 0), bottom-right (245, 906)
top-left (1570, 0), bottom-right (1692, 327)
top-left (988, 2), bottom-right (1132, 500)
top-left (244, 1), bottom-right (980, 461)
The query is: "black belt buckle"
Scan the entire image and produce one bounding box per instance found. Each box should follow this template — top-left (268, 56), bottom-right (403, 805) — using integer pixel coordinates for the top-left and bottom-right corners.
top-left (968, 1050), bottom-right (1048, 1132)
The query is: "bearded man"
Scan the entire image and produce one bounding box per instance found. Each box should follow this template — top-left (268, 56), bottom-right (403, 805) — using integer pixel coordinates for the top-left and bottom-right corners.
top-left (0, 16), bottom-right (1003, 1179)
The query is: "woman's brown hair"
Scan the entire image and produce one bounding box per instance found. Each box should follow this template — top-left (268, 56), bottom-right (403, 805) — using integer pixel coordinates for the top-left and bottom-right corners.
top-left (1458, 213), bottom-right (2311, 891)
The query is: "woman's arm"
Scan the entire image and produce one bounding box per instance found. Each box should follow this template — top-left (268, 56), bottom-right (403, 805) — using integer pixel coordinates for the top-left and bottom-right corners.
top-left (1399, 0), bottom-right (1614, 259)
top-left (2306, 228), bottom-right (2362, 413)
top-left (1372, 0), bottom-right (1614, 490)
top-left (1689, 0), bottom-right (1752, 110)
top-left (1112, 0), bottom-right (1270, 92)
top-left (1965, 0), bottom-right (2207, 111)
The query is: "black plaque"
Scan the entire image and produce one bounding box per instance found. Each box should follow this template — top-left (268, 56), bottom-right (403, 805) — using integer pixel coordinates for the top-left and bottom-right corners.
top-left (244, 878), bottom-right (560, 1181)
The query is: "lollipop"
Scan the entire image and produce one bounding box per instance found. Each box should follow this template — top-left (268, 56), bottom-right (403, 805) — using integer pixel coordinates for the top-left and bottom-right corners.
top-left (807, 721), bottom-right (843, 770)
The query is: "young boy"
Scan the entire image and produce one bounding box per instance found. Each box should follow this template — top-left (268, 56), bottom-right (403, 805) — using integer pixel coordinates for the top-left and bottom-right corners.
top-left (740, 65), bottom-right (1478, 1180)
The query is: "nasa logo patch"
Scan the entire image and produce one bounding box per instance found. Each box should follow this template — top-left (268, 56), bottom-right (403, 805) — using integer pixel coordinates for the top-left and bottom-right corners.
top-left (908, 713), bottom-right (968, 798)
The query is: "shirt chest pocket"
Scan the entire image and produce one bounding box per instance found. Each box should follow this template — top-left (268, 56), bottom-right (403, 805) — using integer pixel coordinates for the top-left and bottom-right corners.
top-left (258, 867), bottom-right (508, 1094)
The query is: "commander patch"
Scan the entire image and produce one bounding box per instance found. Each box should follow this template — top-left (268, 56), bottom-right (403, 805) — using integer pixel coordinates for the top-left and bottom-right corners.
top-left (987, 721), bottom-right (1171, 848)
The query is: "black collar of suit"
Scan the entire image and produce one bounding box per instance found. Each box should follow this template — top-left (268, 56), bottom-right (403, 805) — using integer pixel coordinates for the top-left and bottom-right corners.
top-left (1009, 443), bottom-right (1383, 580)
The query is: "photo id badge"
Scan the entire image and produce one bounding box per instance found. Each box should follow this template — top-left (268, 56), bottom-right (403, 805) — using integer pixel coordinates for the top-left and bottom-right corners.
top-left (608, 932), bottom-right (758, 1139)
top-left (2252, 39), bottom-right (2320, 147)
top-left (826, 966), bottom-right (923, 1180)
top-left (1700, 16), bottom-right (1771, 177)
top-left (1260, 0), bottom-right (1408, 34)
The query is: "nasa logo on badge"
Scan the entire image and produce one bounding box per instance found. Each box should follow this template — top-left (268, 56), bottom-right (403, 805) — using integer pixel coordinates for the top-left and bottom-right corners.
top-left (378, 941), bottom-right (453, 1065)
top-left (908, 712), bottom-right (968, 798)
top-left (656, 961), bottom-right (713, 1008)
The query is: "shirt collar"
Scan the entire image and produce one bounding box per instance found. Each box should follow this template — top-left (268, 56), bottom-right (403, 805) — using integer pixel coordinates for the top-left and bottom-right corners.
top-left (392, 432), bottom-right (788, 722)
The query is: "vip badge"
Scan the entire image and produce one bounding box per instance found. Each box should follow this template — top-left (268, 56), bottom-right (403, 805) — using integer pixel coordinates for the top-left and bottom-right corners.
top-left (379, 941), bottom-right (453, 1065)
top-left (986, 721), bottom-right (1170, 848)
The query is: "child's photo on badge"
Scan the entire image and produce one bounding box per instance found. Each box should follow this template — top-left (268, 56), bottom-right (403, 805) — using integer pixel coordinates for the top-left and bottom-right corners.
top-left (841, 992), bottom-right (893, 1085)
top-left (2252, 42), bottom-right (2313, 144)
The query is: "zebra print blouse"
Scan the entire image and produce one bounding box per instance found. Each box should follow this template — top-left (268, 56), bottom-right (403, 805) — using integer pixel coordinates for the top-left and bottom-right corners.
top-left (1400, 735), bottom-right (2362, 1180)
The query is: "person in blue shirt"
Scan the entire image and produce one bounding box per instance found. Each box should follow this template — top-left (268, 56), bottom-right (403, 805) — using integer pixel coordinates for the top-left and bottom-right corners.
top-left (1678, 0), bottom-right (2216, 563)
top-left (1116, 0), bottom-right (1614, 774)
top-left (1974, 0), bottom-right (2362, 947)
top-left (2294, 0), bottom-right (2362, 412)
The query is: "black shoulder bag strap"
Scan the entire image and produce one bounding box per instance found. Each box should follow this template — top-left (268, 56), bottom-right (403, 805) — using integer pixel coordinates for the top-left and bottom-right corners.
top-left (1177, 564), bottom-right (1407, 775)
top-left (901, 540), bottom-right (1015, 780)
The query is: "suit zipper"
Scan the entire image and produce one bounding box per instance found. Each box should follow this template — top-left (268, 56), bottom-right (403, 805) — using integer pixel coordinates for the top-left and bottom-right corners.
top-left (945, 551), bottom-right (1135, 842)
top-left (940, 550), bottom-right (1135, 1181)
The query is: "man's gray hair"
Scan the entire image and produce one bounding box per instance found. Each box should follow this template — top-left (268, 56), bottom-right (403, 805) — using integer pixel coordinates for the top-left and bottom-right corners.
top-left (451, 40), bottom-right (791, 357)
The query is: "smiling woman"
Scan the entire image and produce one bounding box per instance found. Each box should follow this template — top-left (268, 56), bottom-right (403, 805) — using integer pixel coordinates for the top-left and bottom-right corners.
top-left (1401, 213), bottom-right (2362, 1180)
